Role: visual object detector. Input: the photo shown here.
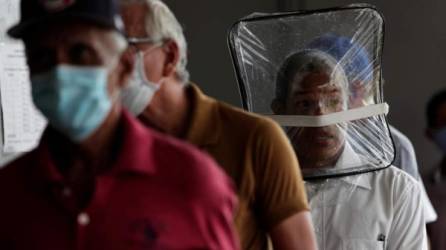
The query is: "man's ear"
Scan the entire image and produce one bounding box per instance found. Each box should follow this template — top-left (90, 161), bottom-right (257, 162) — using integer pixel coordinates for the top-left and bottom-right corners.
top-left (161, 39), bottom-right (180, 78)
top-left (117, 49), bottom-right (135, 88)
top-left (271, 99), bottom-right (285, 114)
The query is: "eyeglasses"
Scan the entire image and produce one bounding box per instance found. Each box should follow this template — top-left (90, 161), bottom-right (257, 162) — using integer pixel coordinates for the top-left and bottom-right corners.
top-left (126, 36), bottom-right (165, 46)
top-left (127, 37), bottom-right (159, 44)
top-left (126, 36), bottom-right (164, 53)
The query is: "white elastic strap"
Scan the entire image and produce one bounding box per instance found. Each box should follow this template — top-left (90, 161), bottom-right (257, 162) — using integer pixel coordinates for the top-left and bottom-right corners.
top-left (265, 103), bottom-right (389, 127)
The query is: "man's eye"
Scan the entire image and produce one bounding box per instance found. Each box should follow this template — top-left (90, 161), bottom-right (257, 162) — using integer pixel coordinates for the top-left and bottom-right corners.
top-left (68, 44), bottom-right (97, 65)
top-left (296, 100), bottom-right (313, 110)
top-left (329, 98), bottom-right (342, 107)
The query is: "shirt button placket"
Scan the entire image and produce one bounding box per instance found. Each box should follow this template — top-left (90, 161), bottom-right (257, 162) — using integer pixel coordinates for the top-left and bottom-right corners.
top-left (76, 212), bottom-right (90, 250)
top-left (62, 187), bottom-right (72, 197)
top-left (78, 213), bottom-right (90, 226)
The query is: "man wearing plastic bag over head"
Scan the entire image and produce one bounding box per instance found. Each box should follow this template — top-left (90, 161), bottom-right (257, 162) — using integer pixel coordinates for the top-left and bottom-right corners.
top-left (229, 5), bottom-right (428, 250)
top-left (308, 34), bottom-right (438, 225)
top-left (272, 48), bottom-right (426, 250)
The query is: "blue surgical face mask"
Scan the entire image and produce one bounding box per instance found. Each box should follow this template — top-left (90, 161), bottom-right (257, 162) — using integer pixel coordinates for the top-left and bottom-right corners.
top-left (31, 65), bottom-right (112, 142)
top-left (433, 127), bottom-right (446, 153)
top-left (121, 50), bottom-right (162, 115)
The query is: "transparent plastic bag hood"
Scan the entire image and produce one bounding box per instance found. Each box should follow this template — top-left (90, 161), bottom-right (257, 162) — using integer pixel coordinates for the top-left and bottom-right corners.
top-left (228, 5), bottom-right (394, 179)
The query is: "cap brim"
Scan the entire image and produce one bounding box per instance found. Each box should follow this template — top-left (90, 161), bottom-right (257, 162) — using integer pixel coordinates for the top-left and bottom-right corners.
top-left (7, 21), bottom-right (31, 39)
top-left (8, 14), bottom-right (121, 39)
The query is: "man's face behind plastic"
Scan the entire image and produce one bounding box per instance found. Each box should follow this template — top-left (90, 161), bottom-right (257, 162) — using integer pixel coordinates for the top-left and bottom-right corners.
top-left (285, 71), bottom-right (345, 169)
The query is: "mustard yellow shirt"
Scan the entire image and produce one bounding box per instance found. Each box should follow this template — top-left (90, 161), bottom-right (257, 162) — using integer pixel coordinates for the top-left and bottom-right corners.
top-left (184, 84), bottom-right (309, 250)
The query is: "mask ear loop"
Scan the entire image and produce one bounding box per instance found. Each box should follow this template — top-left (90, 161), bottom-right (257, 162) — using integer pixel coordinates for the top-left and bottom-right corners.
top-left (127, 36), bottom-right (166, 85)
top-left (110, 39), bottom-right (164, 104)
top-left (136, 50), bottom-right (163, 91)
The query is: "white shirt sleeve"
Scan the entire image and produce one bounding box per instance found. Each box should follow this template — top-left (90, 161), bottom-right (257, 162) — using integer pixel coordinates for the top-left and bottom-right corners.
top-left (387, 178), bottom-right (427, 250)
top-left (389, 126), bottom-right (437, 224)
top-left (419, 179), bottom-right (438, 223)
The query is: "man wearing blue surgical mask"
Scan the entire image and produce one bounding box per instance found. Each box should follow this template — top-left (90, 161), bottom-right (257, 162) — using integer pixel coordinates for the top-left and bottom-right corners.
top-left (425, 89), bottom-right (446, 250)
top-left (0, 0), bottom-right (240, 249)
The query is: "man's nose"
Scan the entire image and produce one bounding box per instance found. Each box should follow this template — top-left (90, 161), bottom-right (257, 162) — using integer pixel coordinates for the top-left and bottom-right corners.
top-left (313, 101), bottom-right (327, 116)
top-left (55, 50), bottom-right (71, 65)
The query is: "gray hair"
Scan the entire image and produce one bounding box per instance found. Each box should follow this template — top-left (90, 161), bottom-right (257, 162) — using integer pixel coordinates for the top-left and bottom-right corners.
top-left (121, 0), bottom-right (189, 83)
top-left (275, 49), bottom-right (348, 105)
top-left (106, 31), bottom-right (128, 55)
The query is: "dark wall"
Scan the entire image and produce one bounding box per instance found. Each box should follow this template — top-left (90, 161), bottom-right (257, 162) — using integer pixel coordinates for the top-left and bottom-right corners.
top-left (163, 0), bottom-right (278, 106)
top-left (300, 0), bottom-right (446, 174)
top-left (163, 0), bottom-right (445, 174)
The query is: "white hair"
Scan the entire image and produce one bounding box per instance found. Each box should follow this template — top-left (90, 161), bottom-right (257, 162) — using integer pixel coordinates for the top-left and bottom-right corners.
top-left (276, 49), bottom-right (349, 109)
top-left (121, 0), bottom-right (189, 83)
top-left (108, 31), bottom-right (128, 54)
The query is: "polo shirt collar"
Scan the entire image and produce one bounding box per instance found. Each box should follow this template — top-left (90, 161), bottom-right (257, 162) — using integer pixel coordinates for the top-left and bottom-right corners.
top-left (33, 110), bottom-right (157, 184)
top-left (32, 141), bottom-right (63, 183)
top-left (335, 143), bottom-right (372, 190)
top-left (183, 83), bottom-right (221, 147)
top-left (112, 110), bottom-right (157, 175)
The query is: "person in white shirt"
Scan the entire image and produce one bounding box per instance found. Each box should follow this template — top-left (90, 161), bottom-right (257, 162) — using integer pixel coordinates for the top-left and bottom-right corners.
top-left (271, 49), bottom-right (428, 250)
top-left (307, 34), bottom-right (438, 225)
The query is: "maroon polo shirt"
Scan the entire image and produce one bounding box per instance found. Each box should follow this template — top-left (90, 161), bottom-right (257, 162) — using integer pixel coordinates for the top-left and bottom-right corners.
top-left (0, 111), bottom-right (238, 250)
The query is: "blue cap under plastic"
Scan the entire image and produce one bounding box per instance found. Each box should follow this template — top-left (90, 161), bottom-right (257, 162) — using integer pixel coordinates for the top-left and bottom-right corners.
top-left (307, 34), bottom-right (373, 85)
